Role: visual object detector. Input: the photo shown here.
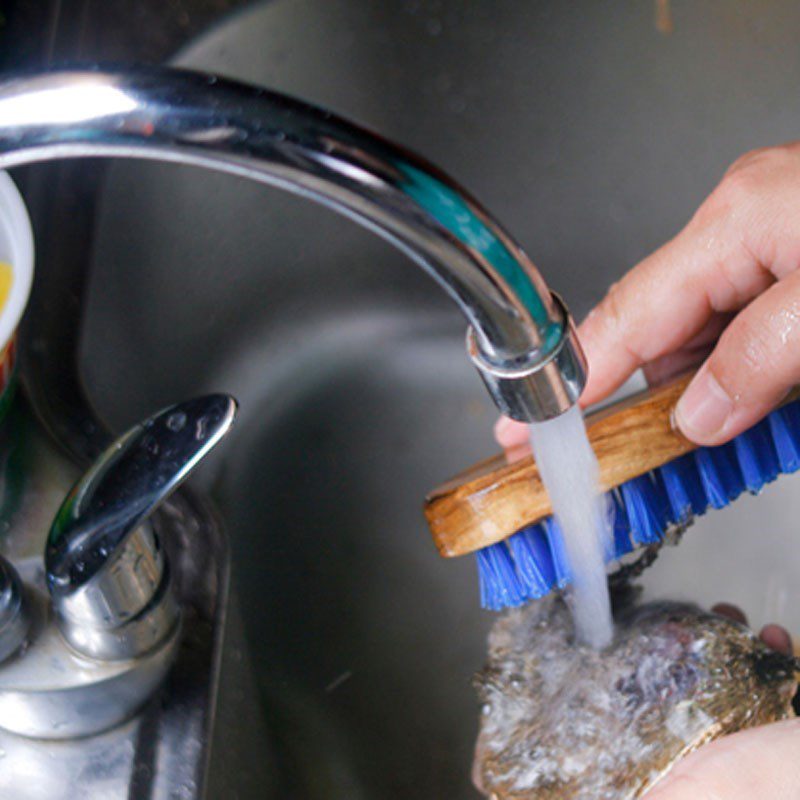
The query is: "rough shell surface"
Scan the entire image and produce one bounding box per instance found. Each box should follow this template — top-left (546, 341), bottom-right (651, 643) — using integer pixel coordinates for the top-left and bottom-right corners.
top-left (474, 594), bottom-right (797, 800)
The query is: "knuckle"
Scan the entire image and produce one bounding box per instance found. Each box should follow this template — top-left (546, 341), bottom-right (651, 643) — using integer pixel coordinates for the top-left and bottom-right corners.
top-left (700, 145), bottom-right (797, 224)
top-left (717, 165), bottom-right (759, 206)
top-left (725, 145), bottom-right (781, 175)
top-left (724, 147), bottom-right (767, 176)
top-left (707, 252), bottom-right (761, 312)
top-left (726, 144), bottom-right (797, 177)
top-left (691, 173), bottom-right (747, 227)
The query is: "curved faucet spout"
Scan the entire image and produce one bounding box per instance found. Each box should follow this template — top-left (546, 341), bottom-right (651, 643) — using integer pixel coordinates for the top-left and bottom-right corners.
top-left (0, 67), bottom-right (585, 421)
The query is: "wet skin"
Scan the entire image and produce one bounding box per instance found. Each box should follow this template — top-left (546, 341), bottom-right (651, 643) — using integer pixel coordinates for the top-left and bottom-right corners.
top-left (495, 142), bottom-right (800, 799)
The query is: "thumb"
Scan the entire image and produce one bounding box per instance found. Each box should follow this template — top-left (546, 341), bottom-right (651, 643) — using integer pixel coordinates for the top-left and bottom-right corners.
top-left (644, 718), bottom-right (800, 800)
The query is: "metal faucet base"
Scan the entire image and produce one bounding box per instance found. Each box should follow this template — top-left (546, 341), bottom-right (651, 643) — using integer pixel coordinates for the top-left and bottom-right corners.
top-left (0, 558), bottom-right (180, 740)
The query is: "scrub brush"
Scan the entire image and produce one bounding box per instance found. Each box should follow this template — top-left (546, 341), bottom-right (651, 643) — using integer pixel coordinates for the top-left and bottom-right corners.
top-left (424, 372), bottom-right (800, 610)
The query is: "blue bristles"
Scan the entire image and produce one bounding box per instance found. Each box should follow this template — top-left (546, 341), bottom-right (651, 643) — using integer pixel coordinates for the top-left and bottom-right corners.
top-left (544, 517), bottom-right (572, 588)
top-left (735, 419), bottom-right (779, 491)
top-left (620, 474), bottom-right (670, 545)
top-left (476, 544), bottom-right (526, 610)
top-left (659, 453), bottom-right (705, 521)
top-left (609, 492), bottom-right (634, 558)
top-left (476, 396), bottom-right (800, 612)
top-left (768, 402), bottom-right (800, 472)
top-left (507, 525), bottom-right (556, 596)
top-left (694, 443), bottom-right (743, 508)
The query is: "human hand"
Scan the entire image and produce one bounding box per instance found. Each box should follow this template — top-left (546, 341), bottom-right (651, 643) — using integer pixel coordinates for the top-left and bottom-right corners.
top-left (497, 143), bottom-right (800, 455)
top-left (643, 604), bottom-right (798, 799)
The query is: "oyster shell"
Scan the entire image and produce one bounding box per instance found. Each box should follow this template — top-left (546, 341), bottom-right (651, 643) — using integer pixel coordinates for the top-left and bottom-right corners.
top-left (474, 592), bottom-right (797, 799)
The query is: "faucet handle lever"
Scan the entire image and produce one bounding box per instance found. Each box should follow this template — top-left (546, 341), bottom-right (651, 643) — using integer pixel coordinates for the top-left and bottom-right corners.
top-left (0, 555), bottom-right (29, 663)
top-left (45, 394), bottom-right (238, 659)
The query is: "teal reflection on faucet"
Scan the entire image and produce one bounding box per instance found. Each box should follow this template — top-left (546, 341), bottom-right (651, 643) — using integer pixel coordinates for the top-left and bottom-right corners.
top-left (394, 162), bottom-right (563, 353)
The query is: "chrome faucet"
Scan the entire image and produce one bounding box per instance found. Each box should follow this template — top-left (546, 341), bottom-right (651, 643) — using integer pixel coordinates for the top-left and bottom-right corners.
top-left (0, 65), bottom-right (588, 797)
top-left (0, 66), bottom-right (586, 422)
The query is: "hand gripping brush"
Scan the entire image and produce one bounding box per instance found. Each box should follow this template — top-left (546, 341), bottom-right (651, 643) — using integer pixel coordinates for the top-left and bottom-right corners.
top-left (424, 373), bottom-right (800, 610)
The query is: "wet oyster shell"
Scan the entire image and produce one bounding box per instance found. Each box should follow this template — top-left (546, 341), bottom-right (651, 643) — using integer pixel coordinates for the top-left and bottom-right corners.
top-left (474, 594), bottom-right (797, 799)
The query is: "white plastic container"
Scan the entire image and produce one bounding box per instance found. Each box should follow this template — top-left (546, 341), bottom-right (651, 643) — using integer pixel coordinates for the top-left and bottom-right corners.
top-left (0, 172), bottom-right (34, 405)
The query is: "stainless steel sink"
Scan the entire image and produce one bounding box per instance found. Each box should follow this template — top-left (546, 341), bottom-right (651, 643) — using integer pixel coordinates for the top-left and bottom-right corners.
top-left (29, 0), bottom-right (800, 796)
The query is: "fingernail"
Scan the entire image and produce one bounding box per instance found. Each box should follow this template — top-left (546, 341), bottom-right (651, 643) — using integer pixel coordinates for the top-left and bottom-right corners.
top-left (675, 368), bottom-right (734, 441)
top-left (760, 624), bottom-right (794, 657)
top-left (504, 443), bottom-right (531, 464)
top-left (711, 602), bottom-right (748, 626)
top-left (493, 416), bottom-right (513, 445)
top-left (494, 416), bottom-right (526, 447)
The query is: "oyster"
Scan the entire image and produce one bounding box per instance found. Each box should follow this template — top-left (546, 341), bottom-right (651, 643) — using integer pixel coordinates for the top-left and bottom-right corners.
top-left (474, 592), bottom-right (797, 799)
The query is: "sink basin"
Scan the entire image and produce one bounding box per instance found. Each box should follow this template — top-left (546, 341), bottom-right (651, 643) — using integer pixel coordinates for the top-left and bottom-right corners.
top-left (62, 1), bottom-right (800, 796)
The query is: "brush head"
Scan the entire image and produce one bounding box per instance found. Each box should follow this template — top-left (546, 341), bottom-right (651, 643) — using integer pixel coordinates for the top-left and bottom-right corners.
top-left (475, 399), bottom-right (800, 611)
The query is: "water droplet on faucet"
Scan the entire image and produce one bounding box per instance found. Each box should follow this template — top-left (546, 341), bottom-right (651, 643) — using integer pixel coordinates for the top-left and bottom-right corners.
top-left (166, 411), bottom-right (188, 432)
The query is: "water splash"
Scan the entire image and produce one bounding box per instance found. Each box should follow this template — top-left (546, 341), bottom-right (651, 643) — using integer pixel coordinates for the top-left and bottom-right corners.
top-left (528, 406), bottom-right (613, 648)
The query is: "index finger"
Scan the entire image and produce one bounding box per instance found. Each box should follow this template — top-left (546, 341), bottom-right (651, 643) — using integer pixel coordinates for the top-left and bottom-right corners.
top-left (578, 210), bottom-right (772, 406)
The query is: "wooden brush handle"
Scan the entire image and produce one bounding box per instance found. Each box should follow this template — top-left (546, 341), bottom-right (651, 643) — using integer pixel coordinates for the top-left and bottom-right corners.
top-left (425, 374), bottom-right (698, 558)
